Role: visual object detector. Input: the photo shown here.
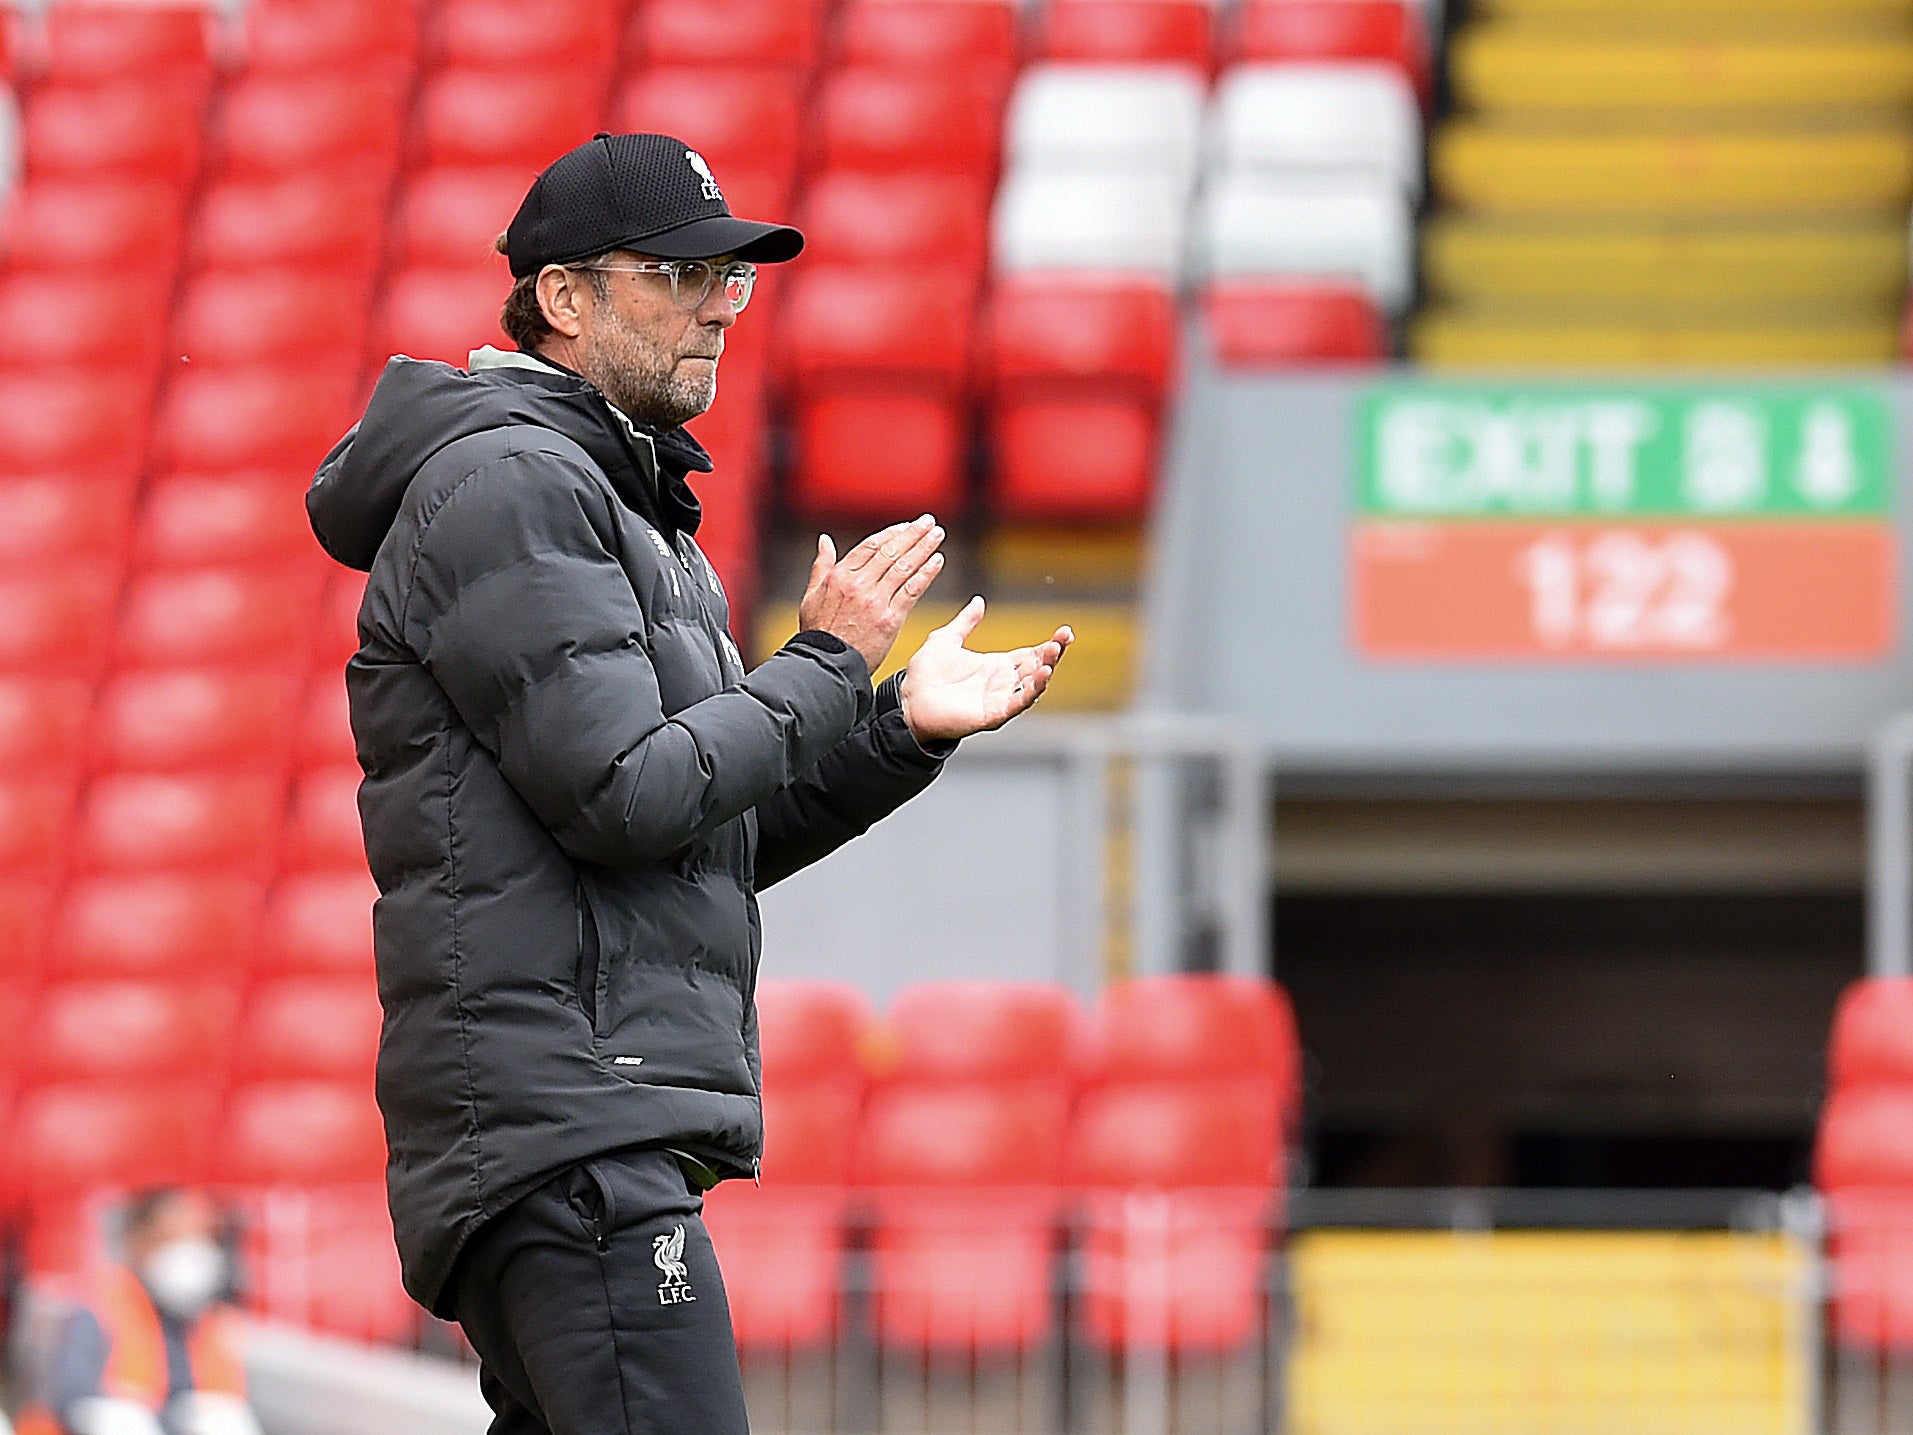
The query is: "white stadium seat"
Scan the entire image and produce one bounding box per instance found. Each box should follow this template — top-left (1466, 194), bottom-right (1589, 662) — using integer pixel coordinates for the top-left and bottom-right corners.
top-left (1195, 172), bottom-right (1416, 312)
top-left (1209, 62), bottom-right (1423, 198)
top-left (992, 167), bottom-right (1190, 279)
top-left (1006, 64), bottom-right (1207, 194)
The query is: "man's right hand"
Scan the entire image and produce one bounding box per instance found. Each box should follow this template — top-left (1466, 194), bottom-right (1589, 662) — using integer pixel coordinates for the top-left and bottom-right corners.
top-left (796, 515), bottom-right (945, 674)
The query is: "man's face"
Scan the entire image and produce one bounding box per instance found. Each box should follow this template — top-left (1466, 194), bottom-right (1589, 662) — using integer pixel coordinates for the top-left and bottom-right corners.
top-left (571, 251), bottom-right (741, 430)
top-left (126, 1189), bottom-right (216, 1268)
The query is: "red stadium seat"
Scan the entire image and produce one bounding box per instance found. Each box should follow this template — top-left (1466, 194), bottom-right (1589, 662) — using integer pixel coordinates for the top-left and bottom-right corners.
top-left (1818, 1086), bottom-right (1913, 1190)
top-left (0, 273), bottom-right (172, 373)
top-left (295, 676), bottom-right (358, 771)
top-left (702, 1082), bottom-right (857, 1348)
top-left (175, 272), bottom-right (370, 369)
top-left (0, 882), bottom-right (53, 980)
top-left (799, 171), bottom-right (990, 273)
top-left (0, 677), bottom-right (90, 774)
top-left (1069, 1080), bottom-right (1281, 1191)
top-left (243, 0), bottom-right (420, 78)
top-left (986, 276), bottom-right (1177, 404)
top-left (432, 0), bottom-right (622, 75)
top-left (25, 83), bottom-right (205, 184)
top-left (1235, 0), bottom-right (1428, 94)
top-left (218, 1080), bottom-right (387, 1183)
top-left (1826, 1190), bottom-right (1913, 1352)
top-left (235, 1183), bottom-right (415, 1342)
top-left (154, 370), bottom-right (357, 481)
top-left (14, 1082), bottom-right (218, 1195)
top-left (701, 1185), bottom-right (849, 1350)
top-left (2, 179), bottom-right (185, 280)
top-left (1068, 1082), bottom-right (1281, 1351)
top-left (698, 167), bottom-right (793, 224)
top-left (134, 477), bottom-right (316, 571)
top-left (190, 174), bottom-right (387, 278)
top-left (212, 74), bottom-right (405, 183)
top-left (258, 870), bottom-right (377, 977)
top-left (631, 0), bottom-right (824, 71)
top-left (0, 372), bottom-right (150, 482)
top-left (52, 874), bottom-right (262, 979)
top-left (391, 166), bottom-right (536, 267)
top-left (236, 977), bottom-right (381, 1081)
top-left (0, 779), bottom-right (75, 875)
top-left (834, 0), bottom-right (1017, 76)
top-left (860, 1083), bottom-right (1068, 1191)
top-left (43, 5), bottom-right (213, 84)
top-left (0, 479), bottom-right (136, 569)
top-left (0, 566), bottom-right (120, 676)
top-left (0, 979), bottom-right (26, 1085)
top-left (114, 566), bottom-right (324, 669)
top-left (286, 765), bottom-right (367, 871)
top-left (1084, 976), bottom-right (1300, 1091)
top-left (877, 982), bottom-right (1079, 1087)
top-left (858, 1085), bottom-right (1066, 1351)
top-left (684, 382), bottom-right (767, 474)
top-left (1830, 978), bottom-right (1913, 1090)
top-left (754, 980), bottom-right (873, 1087)
top-left (610, 68), bottom-right (804, 177)
top-left (92, 669), bottom-right (300, 773)
top-left (781, 266), bottom-right (978, 394)
top-left (371, 265), bottom-right (509, 366)
top-left (790, 393), bottom-right (967, 519)
top-left (757, 1080), bottom-right (860, 1185)
top-left (1201, 279), bottom-right (1388, 365)
top-left (313, 572), bottom-right (366, 674)
top-left (414, 69), bottom-right (605, 169)
top-left (75, 774), bottom-right (283, 874)
top-left (990, 396), bottom-right (1156, 521)
top-left (812, 70), bottom-right (1005, 176)
top-left (1040, 0), bottom-right (1212, 67)
top-left (27, 981), bottom-right (237, 1083)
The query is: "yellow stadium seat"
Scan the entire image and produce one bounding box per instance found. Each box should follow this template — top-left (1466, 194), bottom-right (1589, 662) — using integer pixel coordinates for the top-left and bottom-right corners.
top-left (1421, 219), bottom-right (1909, 308)
top-left (1453, 34), bottom-right (1913, 114)
top-left (1286, 1231), bottom-right (1812, 1435)
top-left (1434, 125), bottom-right (1913, 217)
top-left (1474, 0), bottom-right (1913, 26)
top-left (980, 526), bottom-right (1146, 594)
top-left (1411, 311), bottom-right (1900, 366)
top-left (752, 598), bottom-right (1135, 713)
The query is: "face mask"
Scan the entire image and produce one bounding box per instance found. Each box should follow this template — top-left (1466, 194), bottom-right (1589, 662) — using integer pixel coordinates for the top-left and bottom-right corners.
top-left (139, 1237), bottom-right (226, 1321)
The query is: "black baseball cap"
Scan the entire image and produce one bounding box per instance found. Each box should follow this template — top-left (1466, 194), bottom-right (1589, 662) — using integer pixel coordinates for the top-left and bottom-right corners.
top-left (503, 132), bottom-right (804, 278)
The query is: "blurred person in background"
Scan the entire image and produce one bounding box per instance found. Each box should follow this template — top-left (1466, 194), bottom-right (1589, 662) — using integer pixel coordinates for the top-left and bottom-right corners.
top-left (14, 1189), bottom-right (256, 1435)
top-left (306, 132), bottom-right (1070, 1435)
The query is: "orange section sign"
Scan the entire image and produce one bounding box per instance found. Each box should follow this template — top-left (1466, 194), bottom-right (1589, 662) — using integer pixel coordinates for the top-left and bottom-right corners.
top-left (1353, 521), bottom-right (1896, 661)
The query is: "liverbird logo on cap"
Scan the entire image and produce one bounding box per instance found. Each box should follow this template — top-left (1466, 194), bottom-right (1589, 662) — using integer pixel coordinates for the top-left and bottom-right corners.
top-left (685, 150), bottom-right (722, 202)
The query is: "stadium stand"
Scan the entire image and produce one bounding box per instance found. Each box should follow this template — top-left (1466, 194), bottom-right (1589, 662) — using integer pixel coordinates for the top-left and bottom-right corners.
top-left (0, 0), bottom-right (1349, 1370)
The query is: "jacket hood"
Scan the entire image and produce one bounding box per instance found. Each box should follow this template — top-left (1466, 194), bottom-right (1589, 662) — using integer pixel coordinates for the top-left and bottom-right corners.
top-left (308, 349), bottom-right (713, 572)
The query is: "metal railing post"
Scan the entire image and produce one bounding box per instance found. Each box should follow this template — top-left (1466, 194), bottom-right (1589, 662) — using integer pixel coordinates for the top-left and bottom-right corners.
top-left (1867, 714), bottom-right (1913, 978)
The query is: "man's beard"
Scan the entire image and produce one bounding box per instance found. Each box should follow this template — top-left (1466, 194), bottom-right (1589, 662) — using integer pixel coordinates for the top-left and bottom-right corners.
top-left (581, 310), bottom-right (719, 431)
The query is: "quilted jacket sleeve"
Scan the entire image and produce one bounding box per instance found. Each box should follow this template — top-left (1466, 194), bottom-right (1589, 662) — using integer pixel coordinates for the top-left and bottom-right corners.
top-left (751, 677), bottom-right (950, 890)
top-left (401, 441), bottom-right (872, 869)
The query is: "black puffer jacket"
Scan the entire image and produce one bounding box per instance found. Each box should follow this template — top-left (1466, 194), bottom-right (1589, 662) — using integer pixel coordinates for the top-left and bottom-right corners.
top-left (307, 350), bottom-right (946, 1314)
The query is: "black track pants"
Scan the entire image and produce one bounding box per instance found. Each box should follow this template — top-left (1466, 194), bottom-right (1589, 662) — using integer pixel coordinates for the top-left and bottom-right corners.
top-left (449, 1145), bottom-right (751, 1435)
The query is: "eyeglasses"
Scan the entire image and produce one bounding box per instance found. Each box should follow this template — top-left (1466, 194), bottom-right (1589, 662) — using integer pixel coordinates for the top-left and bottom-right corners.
top-left (570, 259), bottom-right (757, 313)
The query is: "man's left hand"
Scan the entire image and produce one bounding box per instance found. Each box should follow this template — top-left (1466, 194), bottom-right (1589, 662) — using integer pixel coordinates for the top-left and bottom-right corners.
top-left (898, 597), bottom-right (1073, 744)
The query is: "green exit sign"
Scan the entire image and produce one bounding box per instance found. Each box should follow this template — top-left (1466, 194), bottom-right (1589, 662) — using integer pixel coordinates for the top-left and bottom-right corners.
top-left (1357, 382), bottom-right (1892, 520)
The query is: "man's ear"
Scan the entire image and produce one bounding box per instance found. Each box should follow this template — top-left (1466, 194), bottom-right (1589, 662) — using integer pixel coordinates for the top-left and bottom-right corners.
top-left (535, 264), bottom-right (587, 339)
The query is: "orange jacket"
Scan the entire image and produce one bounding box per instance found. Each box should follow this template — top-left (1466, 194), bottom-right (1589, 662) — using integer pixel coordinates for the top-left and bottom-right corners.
top-left (16, 1265), bottom-right (244, 1435)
